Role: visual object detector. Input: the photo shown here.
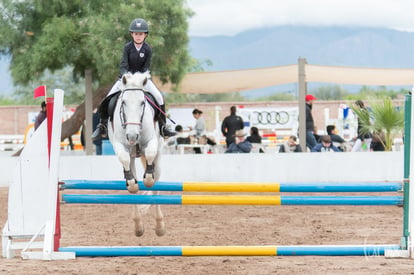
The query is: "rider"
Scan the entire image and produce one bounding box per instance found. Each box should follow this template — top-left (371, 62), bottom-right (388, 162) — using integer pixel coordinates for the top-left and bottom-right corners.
top-left (92, 18), bottom-right (176, 140)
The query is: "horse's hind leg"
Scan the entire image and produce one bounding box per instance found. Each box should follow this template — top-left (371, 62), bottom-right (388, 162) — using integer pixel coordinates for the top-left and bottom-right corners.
top-left (154, 202), bottom-right (166, 236)
top-left (132, 205), bottom-right (145, 237)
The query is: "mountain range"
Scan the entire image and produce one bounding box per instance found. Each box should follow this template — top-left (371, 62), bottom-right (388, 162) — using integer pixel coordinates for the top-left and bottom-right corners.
top-left (2, 26), bottom-right (414, 97)
top-left (190, 26), bottom-right (414, 70)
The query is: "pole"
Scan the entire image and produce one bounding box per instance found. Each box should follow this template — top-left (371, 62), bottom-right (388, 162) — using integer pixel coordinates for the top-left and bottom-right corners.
top-left (298, 58), bottom-right (307, 151)
top-left (84, 69), bottom-right (93, 155)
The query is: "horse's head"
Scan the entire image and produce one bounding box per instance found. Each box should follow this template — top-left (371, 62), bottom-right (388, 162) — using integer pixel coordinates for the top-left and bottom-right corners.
top-left (121, 71), bottom-right (149, 91)
top-left (119, 72), bottom-right (150, 145)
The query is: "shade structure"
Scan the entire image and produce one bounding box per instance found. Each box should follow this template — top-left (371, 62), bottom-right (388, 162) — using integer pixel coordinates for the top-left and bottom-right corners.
top-left (153, 63), bottom-right (414, 94)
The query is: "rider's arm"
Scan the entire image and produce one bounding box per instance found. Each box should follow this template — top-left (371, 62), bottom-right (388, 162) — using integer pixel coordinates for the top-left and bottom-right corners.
top-left (119, 43), bottom-right (130, 78)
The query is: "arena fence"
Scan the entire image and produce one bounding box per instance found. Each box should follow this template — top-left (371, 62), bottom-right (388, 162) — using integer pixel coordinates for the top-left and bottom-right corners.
top-left (1, 90), bottom-right (413, 259)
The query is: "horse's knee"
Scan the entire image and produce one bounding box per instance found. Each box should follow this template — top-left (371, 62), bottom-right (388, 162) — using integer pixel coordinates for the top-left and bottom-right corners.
top-left (118, 152), bottom-right (130, 167)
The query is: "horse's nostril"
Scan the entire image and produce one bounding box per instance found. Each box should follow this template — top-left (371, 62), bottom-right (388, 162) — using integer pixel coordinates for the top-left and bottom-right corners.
top-left (126, 133), bottom-right (138, 144)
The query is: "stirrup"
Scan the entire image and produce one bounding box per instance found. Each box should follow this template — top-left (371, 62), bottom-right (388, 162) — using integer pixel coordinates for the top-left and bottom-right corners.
top-left (91, 124), bottom-right (107, 140)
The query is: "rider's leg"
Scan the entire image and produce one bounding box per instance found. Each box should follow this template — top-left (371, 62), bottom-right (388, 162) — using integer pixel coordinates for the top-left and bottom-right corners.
top-left (91, 98), bottom-right (110, 140)
top-left (144, 79), bottom-right (176, 137)
top-left (92, 80), bottom-right (121, 140)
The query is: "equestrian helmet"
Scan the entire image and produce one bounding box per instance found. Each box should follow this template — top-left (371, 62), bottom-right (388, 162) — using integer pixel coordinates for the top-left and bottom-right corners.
top-left (129, 18), bottom-right (149, 33)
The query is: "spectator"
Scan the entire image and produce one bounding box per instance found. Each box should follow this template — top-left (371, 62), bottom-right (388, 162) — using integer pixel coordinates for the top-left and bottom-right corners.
top-left (370, 131), bottom-right (385, 151)
top-left (305, 94), bottom-right (318, 151)
top-left (190, 108), bottom-right (205, 138)
top-left (221, 106), bottom-right (244, 148)
top-left (166, 125), bottom-right (191, 148)
top-left (174, 125), bottom-right (191, 145)
top-left (246, 127), bottom-right (262, 143)
top-left (190, 108), bottom-right (205, 154)
top-left (34, 101), bottom-right (47, 130)
top-left (81, 110), bottom-right (106, 155)
top-left (247, 126), bottom-right (264, 153)
top-left (279, 135), bottom-right (303, 153)
top-left (312, 135), bottom-right (341, 152)
top-left (327, 124), bottom-right (347, 151)
top-left (326, 125), bottom-right (345, 143)
top-left (225, 130), bottom-right (252, 153)
top-left (351, 100), bottom-right (372, 152)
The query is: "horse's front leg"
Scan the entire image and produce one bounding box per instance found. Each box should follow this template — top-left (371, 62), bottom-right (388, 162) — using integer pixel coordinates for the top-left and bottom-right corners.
top-left (142, 139), bottom-right (158, 188)
top-left (114, 143), bottom-right (138, 193)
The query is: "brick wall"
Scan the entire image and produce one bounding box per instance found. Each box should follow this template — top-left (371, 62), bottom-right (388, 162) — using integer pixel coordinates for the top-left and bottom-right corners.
top-left (0, 100), bottom-right (404, 136)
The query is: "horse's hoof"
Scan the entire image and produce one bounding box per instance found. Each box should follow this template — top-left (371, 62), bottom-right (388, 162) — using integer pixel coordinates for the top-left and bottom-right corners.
top-left (135, 228), bottom-right (145, 237)
top-left (127, 181), bottom-right (139, 193)
top-left (134, 220), bottom-right (145, 237)
top-left (143, 175), bottom-right (154, 188)
top-left (155, 223), bottom-right (166, 237)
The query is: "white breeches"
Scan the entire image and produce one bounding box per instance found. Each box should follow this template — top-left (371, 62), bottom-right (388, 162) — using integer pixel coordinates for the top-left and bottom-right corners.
top-left (106, 78), bottom-right (164, 105)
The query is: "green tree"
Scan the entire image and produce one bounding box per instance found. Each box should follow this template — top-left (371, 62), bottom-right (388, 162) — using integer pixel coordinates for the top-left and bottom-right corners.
top-left (313, 85), bottom-right (348, 100)
top-left (351, 98), bottom-right (404, 151)
top-left (0, 0), bottom-right (192, 139)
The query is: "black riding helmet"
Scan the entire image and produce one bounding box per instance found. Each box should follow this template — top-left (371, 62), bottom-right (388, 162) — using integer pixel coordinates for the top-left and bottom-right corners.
top-left (129, 18), bottom-right (149, 33)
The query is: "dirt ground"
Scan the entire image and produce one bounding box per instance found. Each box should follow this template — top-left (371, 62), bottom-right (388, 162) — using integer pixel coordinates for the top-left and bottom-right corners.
top-left (1, 187), bottom-right (414, 275)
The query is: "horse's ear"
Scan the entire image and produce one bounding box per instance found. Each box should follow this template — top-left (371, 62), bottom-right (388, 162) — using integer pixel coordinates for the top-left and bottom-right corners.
top-left (143, 77), bottom-right (147, 87)
top-left (122, 74), bottom-right (128, 85)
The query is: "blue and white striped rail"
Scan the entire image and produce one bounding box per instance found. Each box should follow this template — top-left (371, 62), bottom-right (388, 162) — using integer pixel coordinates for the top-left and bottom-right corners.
top-left (61, 180), bottom-right (403, 193)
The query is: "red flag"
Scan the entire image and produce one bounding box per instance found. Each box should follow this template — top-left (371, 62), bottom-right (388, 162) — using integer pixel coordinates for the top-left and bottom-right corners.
top-left (34, 85), bottom-right (46, 98)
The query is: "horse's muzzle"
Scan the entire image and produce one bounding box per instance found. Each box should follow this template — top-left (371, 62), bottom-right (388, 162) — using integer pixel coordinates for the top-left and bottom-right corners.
top-left (126, 133), bottom-right (139, 145)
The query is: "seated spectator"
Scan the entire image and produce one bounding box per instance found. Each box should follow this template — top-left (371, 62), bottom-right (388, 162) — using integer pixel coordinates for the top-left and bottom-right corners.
top-left (279, 135), bottom-right (303, 153)
top-left (246, 126), bottom-right (262, 143)
top-left (225, 130), bottom-right (252, 153)
top-left (326, 125), bottom-right (345, 143)
top-left (327, 124), bottom-right (347, 151)
top-left (312, 135), bottom-right (341, 152)
top-left (370, 131), bottom-right (385, 151)
top-left (247, 126), bottom-right (264, 153)
top-left (166, 125), bottom-right (191, 147)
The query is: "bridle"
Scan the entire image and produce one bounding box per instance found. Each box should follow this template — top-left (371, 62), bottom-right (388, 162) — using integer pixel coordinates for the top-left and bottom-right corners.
top-left (119, 88), bottom-right (146, 129)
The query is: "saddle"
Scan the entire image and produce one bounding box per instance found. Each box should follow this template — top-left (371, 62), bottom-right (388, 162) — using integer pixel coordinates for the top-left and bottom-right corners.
top-left (107, 91), bottom-right (161, 122)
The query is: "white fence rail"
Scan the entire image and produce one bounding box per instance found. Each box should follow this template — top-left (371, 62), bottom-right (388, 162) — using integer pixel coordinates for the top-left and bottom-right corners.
top-left (0, 135), bottom-right (24, 151)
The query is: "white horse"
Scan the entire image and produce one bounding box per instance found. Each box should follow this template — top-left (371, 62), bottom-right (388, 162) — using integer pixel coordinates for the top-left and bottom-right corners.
top-left (108, 72), bottom-right (165, 237)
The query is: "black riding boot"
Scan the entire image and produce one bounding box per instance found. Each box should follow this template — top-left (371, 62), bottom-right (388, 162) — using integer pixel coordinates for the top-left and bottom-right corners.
top-left (159, 104), bottom-right (176, 137)
top-left (91, 118), bottom-right (108, 140)
top-left (91, 97), bottom-right (110, 140)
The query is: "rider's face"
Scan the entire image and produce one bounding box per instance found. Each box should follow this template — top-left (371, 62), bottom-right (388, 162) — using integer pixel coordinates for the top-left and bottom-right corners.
top-left (131, 32), bottom-right (147, 45)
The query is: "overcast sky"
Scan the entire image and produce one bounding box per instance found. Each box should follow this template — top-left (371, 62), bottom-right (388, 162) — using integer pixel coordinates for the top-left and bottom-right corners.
top-left (187, 0), bottom-right (414, 36)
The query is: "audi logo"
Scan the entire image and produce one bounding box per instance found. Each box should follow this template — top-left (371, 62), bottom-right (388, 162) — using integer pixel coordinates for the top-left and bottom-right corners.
top-left (250, 111), bottom-right (290, 125)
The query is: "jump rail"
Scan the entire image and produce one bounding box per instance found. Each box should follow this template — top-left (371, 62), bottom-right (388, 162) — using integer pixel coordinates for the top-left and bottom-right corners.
top-left (59, 244), bottom-right (400, 257)
top-left (61, 180), bottom-right (403, 193)
top-left (61, 194), bottom-right (404, 206)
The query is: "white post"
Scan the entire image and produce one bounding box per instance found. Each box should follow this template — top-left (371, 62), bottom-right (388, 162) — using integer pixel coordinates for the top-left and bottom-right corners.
top-left (21, 89), bottom-right (75, 260)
